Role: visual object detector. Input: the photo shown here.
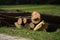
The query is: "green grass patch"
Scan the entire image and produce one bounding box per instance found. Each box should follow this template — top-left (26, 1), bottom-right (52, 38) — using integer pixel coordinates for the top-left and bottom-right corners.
top-left (0, 5), bottom-right (60, 15)
top-left (0, 27), bottom-right (60, 40)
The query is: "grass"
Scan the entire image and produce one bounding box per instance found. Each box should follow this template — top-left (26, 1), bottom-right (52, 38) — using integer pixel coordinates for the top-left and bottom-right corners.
top-left (0, 5), bottom-right (60, 40)
top-left (0, 27), bottom-right (60, 40)
top-left (0, 5), bottom-right (60, 15)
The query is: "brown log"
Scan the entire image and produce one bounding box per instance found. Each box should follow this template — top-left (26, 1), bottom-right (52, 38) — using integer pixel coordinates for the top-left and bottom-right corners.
top-left (31, 11), bottom-right (41, 24)
top-left (0, 17), bottom-right (12, 26)
top-left (23, 17), bottom-right (27, 24)
top-left (46, 23), bottom-right (57, 32)
top-left (25, 22), bottom-right (35, 29)
top-left (0, 14), bottom-right (17, 24)
top-left (14, 22), bottom-right (22, 28)
top-left (41, 14), bottom-right (60, 24)
top-left (17, 17), bottom-right (22, 25)
top-left (29, 22), bottom-right (35, 29)
top-left (34, 20), bottom-right (48, 32)
top-left (0, 10), bottom-right (31, 17)
top-left (24, 23), bottom-right (31, 29)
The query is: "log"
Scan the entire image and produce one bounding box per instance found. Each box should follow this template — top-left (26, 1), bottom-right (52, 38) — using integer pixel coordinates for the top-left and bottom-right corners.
top-left (29, 22), bottom-right (35, 29)
top-left (0, 14), bottom-right (17, 24)
top-left (0, 10), bottom-right (31, 17)
top-left (46, 22), bottom-right (58, 32)
top-left (24, 23), bottom-right (31, 29)
top-left (14, 22), bottom-right (22, 28)
top-left (33, 20), bottom-right (48, 32)
top-left (31, 11), bottom-right (41, 24)
top-left (0, 19), bottom-right (13, 26)
top-left (25, 22), bottom-right (35, 29)
top-left (17, 17), bottom-right (22, 25)
top-left (23, 17), bottom-right (28, 24)
top-left (41, 14), bottom-right (60, 24)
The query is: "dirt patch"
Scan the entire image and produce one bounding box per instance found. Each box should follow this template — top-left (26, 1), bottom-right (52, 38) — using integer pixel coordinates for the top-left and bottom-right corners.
top-left (0, 34), bottom-right (33, 40)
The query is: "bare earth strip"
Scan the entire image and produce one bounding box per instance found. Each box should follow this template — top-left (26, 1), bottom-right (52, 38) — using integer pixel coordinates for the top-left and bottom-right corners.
top-left (0, 34), bottom-right (33, 40)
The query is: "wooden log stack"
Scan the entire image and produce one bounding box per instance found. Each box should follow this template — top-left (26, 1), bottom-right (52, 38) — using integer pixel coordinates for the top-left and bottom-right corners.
top-left (0, 9), bottom-right (60, 31)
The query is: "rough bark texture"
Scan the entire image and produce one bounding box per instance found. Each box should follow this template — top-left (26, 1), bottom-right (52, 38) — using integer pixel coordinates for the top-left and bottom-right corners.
top-left (41, 14), bottom-right (60, 24)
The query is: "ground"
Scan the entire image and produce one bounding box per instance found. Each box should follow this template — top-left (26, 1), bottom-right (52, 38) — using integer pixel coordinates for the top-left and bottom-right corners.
top-left (0, 34), bottom-right (32, 40)
top-left (0, 5), bottom-right (60, 40)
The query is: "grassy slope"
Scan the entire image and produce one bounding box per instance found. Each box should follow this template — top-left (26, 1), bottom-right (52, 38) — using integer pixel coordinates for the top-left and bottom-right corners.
top-left (0, 5), bottom-right (60, 40)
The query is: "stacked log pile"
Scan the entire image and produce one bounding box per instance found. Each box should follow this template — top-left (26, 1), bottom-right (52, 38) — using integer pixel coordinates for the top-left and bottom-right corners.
top-left (0, 9), bottom-right (60, 31)
top-left (0, 10), bottom-right (31, 26)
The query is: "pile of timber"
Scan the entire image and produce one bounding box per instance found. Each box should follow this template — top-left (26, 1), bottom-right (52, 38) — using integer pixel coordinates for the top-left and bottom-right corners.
top-left (0, 9), bottom-right (60, 31)
top-left (0, 9), bottom-right (31, 26)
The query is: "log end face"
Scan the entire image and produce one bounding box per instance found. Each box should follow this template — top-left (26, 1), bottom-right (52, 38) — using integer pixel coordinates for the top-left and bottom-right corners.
top-left (31, 11), bottom-right (41, 24)
top-left (14, 22), bottom-right (22, 28)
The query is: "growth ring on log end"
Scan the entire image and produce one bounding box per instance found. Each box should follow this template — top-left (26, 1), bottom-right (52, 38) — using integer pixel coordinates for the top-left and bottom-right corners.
top-left (17, 17), bottom-right (22, 25)
top-left (23, 17), bottom-right (27, 24)
top-left (31, 11), bottom-right (41, 24)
